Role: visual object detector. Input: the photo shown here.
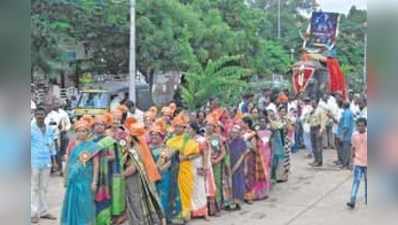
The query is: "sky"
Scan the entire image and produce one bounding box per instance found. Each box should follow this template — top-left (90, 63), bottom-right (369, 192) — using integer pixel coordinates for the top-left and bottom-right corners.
top-left (318, 0), bottom-right (367, 14)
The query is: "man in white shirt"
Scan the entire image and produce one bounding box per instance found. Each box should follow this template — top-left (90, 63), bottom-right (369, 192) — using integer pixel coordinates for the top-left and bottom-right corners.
top-left (110, 92), bottom-right (124, 111)
top-left (31, 99), bottom-right (37, 119)
top-left (355, 97), bottom-right (367, 121)
top-left (127, 100), bottom-right (144, 123)
top-left (325, 93), bottom-right (339, 149)
top-left (327, 94), bottom-right (344, 166)
top-left (300, 97), bottom-right (313, 158)
top-left (350, 94), bottom-right (360, 117)
top-left (258, 92), bottom-right (268, 113)
top-left (265, 99), bottom-right (277, 114)
top-left (44, 100), bottom-right (71, 175)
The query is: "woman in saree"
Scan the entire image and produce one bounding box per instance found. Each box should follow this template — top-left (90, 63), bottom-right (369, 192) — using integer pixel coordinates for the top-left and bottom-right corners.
top-left (254, 117), bottom-right (273, 200)
top-left (205, 114), bottom-right (226, 216)
top-left (187, 122), bottom-right (209, 220)
top-left (61, 119), bottom-right (101, 225)
top-left (252, 130), bottom-right (272, 200)
top-left (228, 125), bottom-right (248, 209)
top-left (240, 116), bottom-right (257, 203)
top-left (93, 114), bottom-right (115, 225)
top-left (149, 118), bottom-right (181, 223)
top-left (268, 109), bottom-right (286, 183)
top-left (166, 112), bottom-right (200, 223)
top-left (279, 106), bottom-right (294, 182)
top-left (105, 110), bottom-right (130, 225)
top-left (123, 118), bottom-right (165, 225)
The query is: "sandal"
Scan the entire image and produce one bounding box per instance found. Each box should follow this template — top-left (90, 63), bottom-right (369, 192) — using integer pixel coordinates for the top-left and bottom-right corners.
top-left (40, 214), bottom-right (57, 220)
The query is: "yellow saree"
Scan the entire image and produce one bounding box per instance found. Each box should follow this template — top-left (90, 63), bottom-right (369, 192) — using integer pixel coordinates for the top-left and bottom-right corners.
top-left (166, 134), bottom-right (199, 219)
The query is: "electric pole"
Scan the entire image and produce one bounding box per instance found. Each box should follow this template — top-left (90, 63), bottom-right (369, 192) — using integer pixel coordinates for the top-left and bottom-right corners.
top-left (277, 0), bottom-right (281, 39)
top-left (129, 0), bottom-right (136, 102)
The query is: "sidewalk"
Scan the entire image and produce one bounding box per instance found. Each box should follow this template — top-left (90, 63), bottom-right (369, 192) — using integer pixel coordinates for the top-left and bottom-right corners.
top-left (39, 149), bottom-right (371, 225)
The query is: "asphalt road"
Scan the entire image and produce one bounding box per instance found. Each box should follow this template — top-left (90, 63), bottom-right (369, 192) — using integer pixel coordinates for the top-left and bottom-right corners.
top-left (38, 149), bottom-right (378, 225)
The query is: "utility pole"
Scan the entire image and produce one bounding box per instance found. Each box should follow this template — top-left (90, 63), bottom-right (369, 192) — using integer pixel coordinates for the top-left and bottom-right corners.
top-left (363, 23), bottom-right (367, 86)
top-left (277, 0), bottom-right (281, 39)
top-left (290, 48), bottom-right (295, 61)
top-left (129, 0), bottom-right (136, 102)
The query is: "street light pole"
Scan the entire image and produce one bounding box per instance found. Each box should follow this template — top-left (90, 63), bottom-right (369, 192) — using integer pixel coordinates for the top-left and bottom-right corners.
top-left (363, 28), bottom-right (367, 86)
top-left (129, 0), bottom-right (136, 102)
top-left (290, 48), bottom-right (294, 61)
top-left (277, 0), bottom-right (281, 39)
top-left (363, 22), bottom-right (368, 88)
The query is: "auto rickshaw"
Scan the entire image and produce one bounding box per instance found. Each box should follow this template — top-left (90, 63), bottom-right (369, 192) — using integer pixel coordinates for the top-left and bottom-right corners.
top-left (73, 81), bottom-right (153, 119)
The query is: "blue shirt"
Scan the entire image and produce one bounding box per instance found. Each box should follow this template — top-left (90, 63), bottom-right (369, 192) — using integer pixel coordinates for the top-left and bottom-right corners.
top-left (31, 122), bottom-right (55, 169)
top-left (337, 109), bottom-right (354, 142)
top-left (239, 100), bottom-right (249, 113)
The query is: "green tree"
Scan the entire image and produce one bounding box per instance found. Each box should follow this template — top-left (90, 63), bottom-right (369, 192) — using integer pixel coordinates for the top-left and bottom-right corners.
top-left (31, 0), bottom-right (76, 79)
top-left (180, 55), bottom-right (249, 110)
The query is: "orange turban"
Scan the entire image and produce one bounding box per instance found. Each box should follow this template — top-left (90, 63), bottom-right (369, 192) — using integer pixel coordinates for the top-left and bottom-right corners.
top-left (150, 118), bottom-right (167, 135)
top-left (161, 107), bottom-right (173, 117)
top-left (124, 117), bottom-right (139, 132)
top-left (124, 116), bottom-right (145, 137)
top-left (124, 116), bottom-right (161, 182)
top-left (212, 108), bottom-right (225, 121)
top-left (103, 112), bottom-right (113, 125)
top-left (277, 94), bottom-right (288, 104)
top-left (74, 119), bottom-right (91, 130)
top-left (206, 113), bottom-right (219, 126)
top-left (172, 111), bottom-right (189, 127)
top-left (95, 113), bottom-right (113, 126)
top-left (126, 122), bottom-right (146, 137)
top-left (80, 114), bottom-right (94, 128)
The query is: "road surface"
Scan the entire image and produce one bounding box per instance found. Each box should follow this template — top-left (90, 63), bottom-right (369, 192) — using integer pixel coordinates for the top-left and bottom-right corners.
top-left (39, 149), bottom-right (375, 225)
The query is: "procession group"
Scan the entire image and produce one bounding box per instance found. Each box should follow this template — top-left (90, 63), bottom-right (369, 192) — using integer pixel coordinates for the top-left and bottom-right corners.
top-left (31, 88), bottom-right (368, 225)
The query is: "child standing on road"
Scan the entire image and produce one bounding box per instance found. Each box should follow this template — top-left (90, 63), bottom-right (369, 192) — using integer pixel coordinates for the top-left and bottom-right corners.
top-left (346, 118), bottom-right (367, 209)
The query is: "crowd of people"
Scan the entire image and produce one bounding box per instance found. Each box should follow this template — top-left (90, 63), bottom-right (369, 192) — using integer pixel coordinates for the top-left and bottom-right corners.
top-left (30, 88), bottom-right (368, 225)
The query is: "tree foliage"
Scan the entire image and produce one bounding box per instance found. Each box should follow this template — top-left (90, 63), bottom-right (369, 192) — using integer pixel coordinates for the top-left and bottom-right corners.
top-left (31, 0), bottom-right (367, 99)
top-left (180, 55), bottom-right (249, 110)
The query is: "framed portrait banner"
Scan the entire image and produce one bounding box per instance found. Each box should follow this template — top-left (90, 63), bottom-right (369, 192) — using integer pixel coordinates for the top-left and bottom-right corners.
top-left (304, 12), bottom-right (339, 51)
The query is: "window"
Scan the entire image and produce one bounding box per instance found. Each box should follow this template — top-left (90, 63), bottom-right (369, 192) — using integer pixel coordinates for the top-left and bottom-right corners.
top-left (77, 92), bottom-right (109, 108)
